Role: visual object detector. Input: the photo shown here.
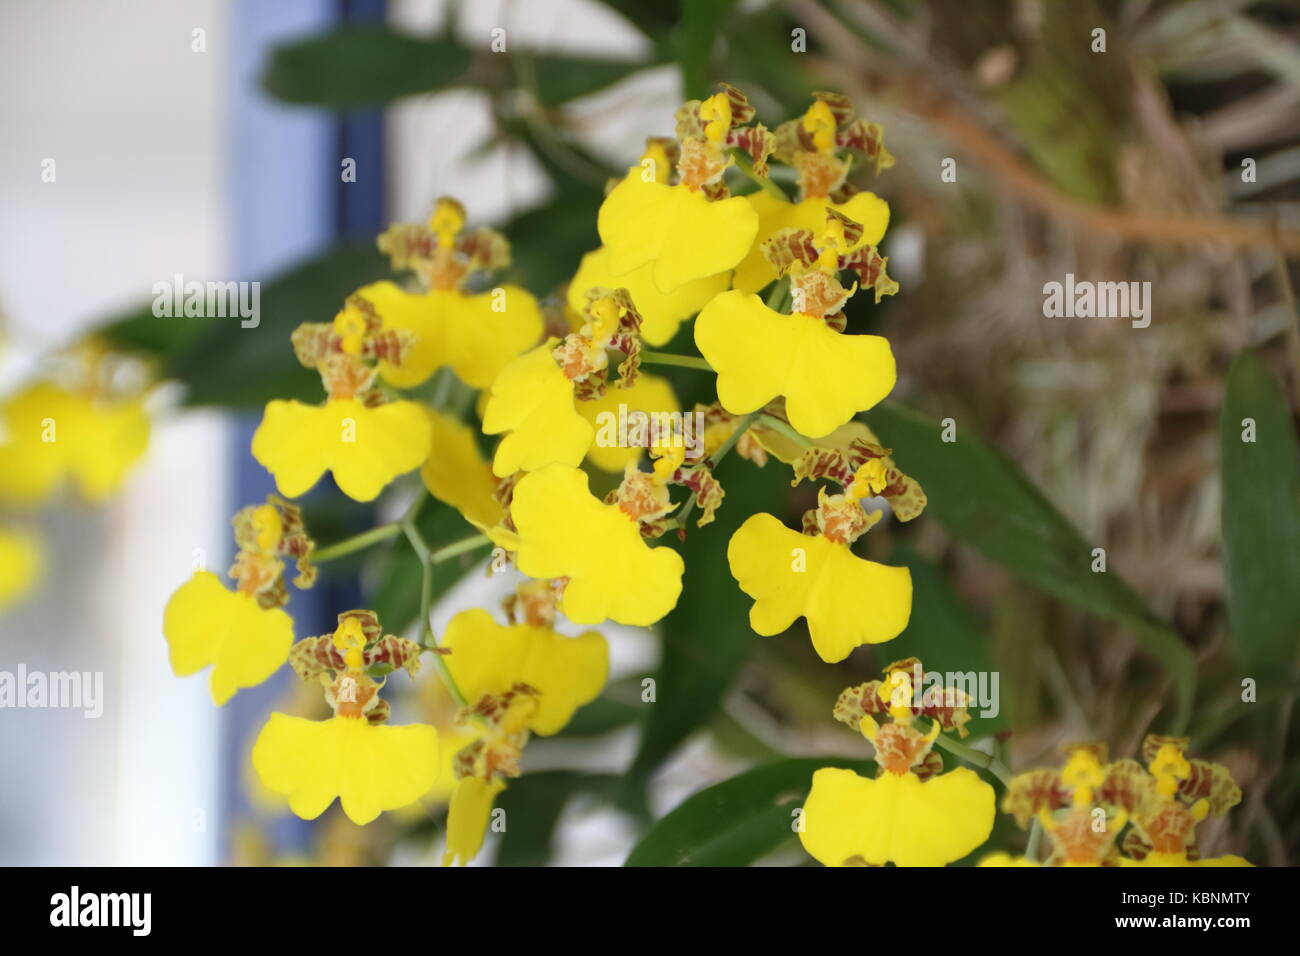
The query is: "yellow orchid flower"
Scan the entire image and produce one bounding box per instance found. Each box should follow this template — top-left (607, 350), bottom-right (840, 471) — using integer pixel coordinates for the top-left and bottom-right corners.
top-left (252, 397), bottom-right (432, 502)
top-left (803, 765), bottom-right (995, 867)
top-left (1122, 852), bottom-right (1252, 868)
top-left (568, 246), bottom-right (727, 346)
top-left (508, 463), bottom-right (684, 626)
top-left (359, 279), bottom-right (542, 390)
top-left (442, 607), bottom-right (608, 736)
top-left (596, 89), bottom-right (770, 294)
top-left (484, 290), bottom-right (653, 477)
top-left (977, 852), bottom-right (1042, 867)
top-left (443, 776), bottom-right (507, 867)
top-left (1000, 737), bottom-right (1252, 867)
top-left (439, 586), bottom-right (608, 865)
top-left (364, 198), bottom-right (541, 388)
top-left (163, 571), bottom-right (295, 706)
top-left (253, 713), bottom-right (439, 826)
top-left (733, 94), bottom-right (894, 293)
top-left (733, 190), bottom-right (888, 294)
top-left (726, 491), bottom-right (911, 662)
top-left (801, 668), bottom-right (994, 867)
top-left (420, 409), bottom-right (504, 532)
top-left (0, 528), bottom-right (44, 612)
top-left (695, 290), bottom-right (896, 438)
top-left (253, 289), bottom-right (435, 502)
top-left (0, 381), bottom-right (149, 505)
top-left (597, 169), bottom-right (757, 295)
top-left (1121, 736), bottom-right (1251, 867)
top-left (482, 341), bottom-right (594, 477)
top-left (749, 417), bottom-right (928, 522)
top-left (252, 612), bottom-right (439, 826)
top-left (162, 498), bottom-right (314, 704)
top-left (578, 372), bottom-right (680, 473)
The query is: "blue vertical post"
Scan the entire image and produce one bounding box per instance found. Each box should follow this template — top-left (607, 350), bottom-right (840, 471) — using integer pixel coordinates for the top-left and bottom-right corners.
top-left (221, 0), bottom-right (387, 860)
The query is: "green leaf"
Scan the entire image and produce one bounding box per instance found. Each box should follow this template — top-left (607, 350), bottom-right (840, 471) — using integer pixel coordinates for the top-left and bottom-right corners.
top-left (555, 683), bottom-right (644, 737)
top-left (725, 9), bottom-right (819, 109)
top-left (101, 244), bottom-right (390, 409)
top-left (622, 459), bottom-right (790, 791)
top-left (887, 544), bottom-right (1005, 734)
top-left (483, 50), bottom-right (650, 107)
top-left (625, 756), bottom-right (873, 866)
top-left (501, 189), bottom-right (603, 295)
top-left (495, 772), bottom-right (616, 866)
top-left (262, 24), bottom-right (649, 110)
top-left (261, 26), bottom-right (472, 108)
top-left (865, 401), bottom-right (1195, 730)
top-left (1220, 352), bottom-right (1300, 689)
top-left (675, 0), bottom-right (739, 100)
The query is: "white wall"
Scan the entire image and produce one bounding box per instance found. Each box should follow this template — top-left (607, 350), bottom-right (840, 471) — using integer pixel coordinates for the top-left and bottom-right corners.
top-left (0, 0), bottom-right (228, 865)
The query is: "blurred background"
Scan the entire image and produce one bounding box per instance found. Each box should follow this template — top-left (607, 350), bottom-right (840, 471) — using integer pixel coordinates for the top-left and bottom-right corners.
top-left (1, 0), bottom-right (1297, 866)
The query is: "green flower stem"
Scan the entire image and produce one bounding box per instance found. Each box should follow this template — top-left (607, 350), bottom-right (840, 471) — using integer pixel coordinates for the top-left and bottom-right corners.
top-left (1026, 817), bottom-right (1044, 862)
top-left (640, 350), bottom-right (713, 372)
top-left (709, 410), bottom-right (762, 468)
top-left (399, 515), bottom-right (490, 710)
top-left (757, 413), bottom-right (812, 447)
top-left (765, 276), bottom-right (790, 312)
top-left (311, 522), bottom-right (402, 563)
top-left (310, 487), bottom-right (490, 708)
top-left (431, 533), bottom-right (492, 563)
top-left (669, 410), bottom-right (762, 531)
top-left (730, 150), bottom-right (786, 200)
top-left (930, 728), bottom-right (1014, 789)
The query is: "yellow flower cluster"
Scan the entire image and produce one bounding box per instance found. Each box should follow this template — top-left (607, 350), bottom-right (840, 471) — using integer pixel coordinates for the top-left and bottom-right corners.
top-left (0, 342), bottom-right (151, 612)
top-left (152, 85), bottom-right (924, 863)
top-left (149, 82), bottom-right (1247, 870)
top-left (985, 736), bottom-right (1251, 867)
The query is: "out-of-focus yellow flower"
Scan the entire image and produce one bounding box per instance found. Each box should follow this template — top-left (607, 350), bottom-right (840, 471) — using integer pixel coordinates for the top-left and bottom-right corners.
top-left (0, 528), bottom-right (43, 612)
top-left (0, 382), bottom-right (149, 505)
top-left (252, 397), bottom-right (431, 502)
top-left (443, 607), bottom-right (608, 736)
top-left (253, 612), bottom-right (438, 826)
top-left (1121, 736), bottom-right (1251, 867)
top-left (1122, 852), bottom-right (1251, 868)
top-left (508, 463), bottom-right (684, 626)
top-left (482, 342), bottom-right (594, 477)
top-left (360, 280), bottom-right (542, 390)
top-left (163, 571), bottom-right (294, 706)
top-left (443, 776), bottom-right (507, 867)
top-left (568, 246), bottom-right (728, 347)
top-left (1000, 736), bottom-right (1251, 867)
top-left (801, 667), bottom-right (994, 867)
top-left (579, 373), bottom-right (680, 473)
top-left (695, 290), bottom-right (896, 438)
top-left (420, 409), bottom-right (503, 531)
top-left (733, 190), bottom-right (888, 294)
top-left (726, 493), bottom-right (911, 662)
